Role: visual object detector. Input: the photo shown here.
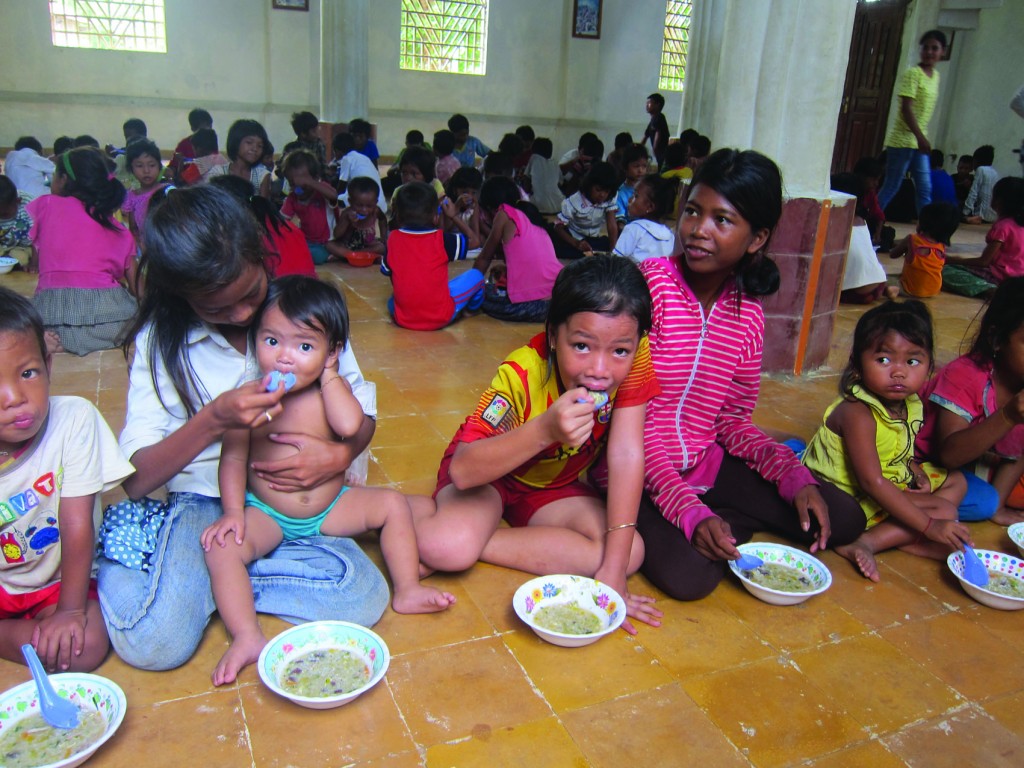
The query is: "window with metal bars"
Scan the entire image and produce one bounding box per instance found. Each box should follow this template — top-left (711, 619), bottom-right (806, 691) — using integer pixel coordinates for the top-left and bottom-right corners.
top-left (400, 0), bottom-right (488, 76)
top-left (659, 0), bottom-right (691, 92)
top-left (49, 0), bottom-right (166, 53)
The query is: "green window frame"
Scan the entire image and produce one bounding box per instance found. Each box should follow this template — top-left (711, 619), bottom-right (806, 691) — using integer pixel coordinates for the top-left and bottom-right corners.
top-left (400, 0), bottom-right (488, 76)
top-left (659, 0), bottom-right (692, 92)
top-left (49, 0), bottom-right (167, 53)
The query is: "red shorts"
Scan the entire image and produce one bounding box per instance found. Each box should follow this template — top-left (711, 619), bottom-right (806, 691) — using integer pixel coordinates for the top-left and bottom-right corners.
top-left (435, 447), bottom-right (600, 527)
top-left (0, 580), bottom-right (99, 620)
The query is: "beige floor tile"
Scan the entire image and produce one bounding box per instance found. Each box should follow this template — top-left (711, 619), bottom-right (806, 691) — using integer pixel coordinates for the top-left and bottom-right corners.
top-left (881, 705), bottom-right (1024, 767)
top-left (683, 656), bottom-right (866, 768)
top-left (561, 683), bottom-right (749, 768)
top-left (373, 443), bottom-right (451, 485)
top-left (457, 561), bottom-right (535, 633)
top-left (425, 716), bottom-right (587, 768)
top-left (799, 739), bottom-right (909, 768)
top-left (386, 636), bottom-right (550, 747)
top-left (823, 557), bottom-right (949, 631)
top-left (503, 627), bottom-right (673, 712)
top-left (371, 578), bottom-right (496, 655)
top-left (982, 690), bottom-right (1024, 741)
top-left (791, 633), bottom-right (962, 733)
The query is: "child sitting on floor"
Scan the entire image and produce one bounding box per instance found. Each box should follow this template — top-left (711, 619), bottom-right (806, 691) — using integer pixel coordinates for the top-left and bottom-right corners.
top-left (179, 128), bottom-right (228, 186)
top-left (523, 137), bottom-right (562, 215)
top-left (615, 144), bottom-right (651, 224)
top-left (433, 129), bottom-right (460, 186)
top-left (890, 202), bottom-right (959, 297)
top-left (0, 287), bottom-right (133, 671)
top-left (121, 140), bottom-right (168, 245)
top-left (331, 133), bottom-right (386, 212)
top-left (382, 181), bottom-right (484, 330)
top-left (964, 145), bottom-right (999, 224)
top-left (279, 149), bottom-right (339, 265)
top-left (612, 174), bottom-right (676, 263)
top-left (282, 110), bottom-right (326, 168)
top-left (553, 161), bottom-right (619, 259)
top-left (203, 275), bottom-right (453, 684)
top-left (332, 176), bottom-right (388, 259)
top-left (445, 166), bottom-right (483, 243)
top-left (448, 113), bottom-right (490, 168)
top-left (0, 176), bottom-right (32, 266)
top-left (349, 118), bottom-right (379, 168)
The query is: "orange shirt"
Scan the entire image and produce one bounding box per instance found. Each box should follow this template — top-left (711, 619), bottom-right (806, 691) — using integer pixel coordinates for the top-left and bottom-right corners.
top-left (900, 233), bottom-right (945, 297)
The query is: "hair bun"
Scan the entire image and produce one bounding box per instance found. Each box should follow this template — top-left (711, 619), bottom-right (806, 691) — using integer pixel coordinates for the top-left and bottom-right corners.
top-left (737, 255), bottom-right (780, 297)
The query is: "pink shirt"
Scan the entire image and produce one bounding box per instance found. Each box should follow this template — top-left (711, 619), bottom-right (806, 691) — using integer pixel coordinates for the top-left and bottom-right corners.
top-left (500, 204), bottom-right (563, 303)
top-left (640, 256), bottom-right (817, 539)
top-left (28, 195), bottom-right (135, 291)
top-left (121, 184), bottom-right (168, 237)
top-left (987, 218), bottom-right (1024, 283)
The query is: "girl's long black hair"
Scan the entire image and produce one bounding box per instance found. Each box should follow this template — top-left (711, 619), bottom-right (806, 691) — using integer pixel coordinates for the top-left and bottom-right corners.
top-left (968, 276), bottom-right (1024, 366)
top-left (57, 147), bottom-right (125, 231)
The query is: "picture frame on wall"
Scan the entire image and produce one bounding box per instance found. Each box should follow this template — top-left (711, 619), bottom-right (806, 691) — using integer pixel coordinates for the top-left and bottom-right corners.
top-left (272, 0), bottom-right (309, 11)
top-left (572, 0), bottom-right (602, 39)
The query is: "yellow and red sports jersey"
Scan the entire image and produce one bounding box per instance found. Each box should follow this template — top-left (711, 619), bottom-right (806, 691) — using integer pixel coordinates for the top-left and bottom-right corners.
top-left (445, 332), bottom-right (659, 489)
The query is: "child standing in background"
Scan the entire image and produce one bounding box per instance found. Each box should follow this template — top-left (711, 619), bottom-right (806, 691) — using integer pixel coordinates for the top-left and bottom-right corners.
top-left (448, 114), bottom-right (490, 168)
top-left (890, 202), bottom-right (959, 297)
top-left (613, 174), bottom-right (676, 263)
top-left (0, 288), bottom-right (132, 672)
top-left (121, 140), bottom-right (168, 245)
top-left (803, 301), bottom-right (969, 582)
top-left (279, 150), bottom-right (338, 265)
top-left (28, 148), bottom-right (137, 355)
top-left (964, 145), bottom-right (999, 224)
top-left (945, 177), bottom-right (1024, 297)
top-left (433, 130), bottom-right (460, 186)
top-left (553, 161), bottom-right (619, 258)
top-left (524, 137), bottom-right (563, 215)
top-left (615, 144), bottom-right (650, 223)
top-left (643, 93), bottom-right (670, 169)
top-left (382, 182), bottom-right (484, 330)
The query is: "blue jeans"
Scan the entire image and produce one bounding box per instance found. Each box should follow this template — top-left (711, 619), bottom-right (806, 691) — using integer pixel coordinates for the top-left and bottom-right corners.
top-left (97, 492), bottom-right (389, 671)
top-left (878, 147), bottom-right (932, 214)
top-left (387, 267), bottom-right (486, 326)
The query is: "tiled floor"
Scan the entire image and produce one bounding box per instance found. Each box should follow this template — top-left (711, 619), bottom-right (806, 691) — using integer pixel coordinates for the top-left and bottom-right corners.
top-left (3, 222), bottom-right (1023, 767)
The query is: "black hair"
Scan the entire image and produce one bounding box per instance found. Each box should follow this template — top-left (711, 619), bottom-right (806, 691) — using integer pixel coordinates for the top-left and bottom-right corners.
top-left (191, 128), bottom-right (218, 156)
top-left (917, 202), bottom-right (960, 244)
top-left (188, 108), bottom-right (213, 131)
top-left (634, 174), bottom-right (676, 221)
top-left (126, 139), bottom-right (162, 169)
top-left (226, 119), bottom-right (269, 162)
top-left (929, 149), bottom-right (945, 169)
top-left (393, 181), bottom-right (438, 229)
top-left (347, 175), bottom-right (380, 201)
top-left (498, 133), bottom-right (524, 157)
top-left (73, 135), bottom-right (100, 149)
top-left (482, 151), bottom-right (514, 178)
top-left (56, 147), bottom-right (126, 230)
top-left (332, 132), bottom-right (355, 155)
top-left (129, 185), bottom-right (268, 416)
top-left (446, 166), bottom-right (482, 196)
top-left (992, 177), bottom-right (1024, 226)
top-left (973, 145), bottom-right (995, 167)
top-left (831, 172), bottom-right (868, 219)
top-left (291, 111), bottom-right (319, 136)
top-left (432, 129), bottom-right (456, 157)
top-left (841, 300), bottom-right (934, 398)
top-left (647, 93), bottom-right (666, 109)
top-left (690, 135), bottom-right (711, 158)
top-left (281, 148), bottom-right (321, 180)
top-left (348, 118), bottom-right (371, 137)
top-left (579, 133), bottom-right (604, 160)
top-left (580, 161), bottom-right (618, 201)
top-left (622, 143), bottom-right (650, 167)
top-left (0, 175), bottom-right (17, 207)
top-left (689, 148), bottom-right (784, 297)
top-left (405, 129), bottom-right (424, 146)
top-left (52, 136), bottom-right (74, 156)
top-left (263, 140), bottom-right (275, 160)
top-left (479, 176), bottom-right (547, 228)
top-left (514, 125), bottom-right (535, 144)
top-left (969, 277), bottom-right (1024, 366)
top-left (663, 141), bottom-right (687, 169)
top-left (447, 113), bottom-right (469, 133)
top-left (613, 132), bottom-right (634, 151)
top-left (920, 29), bottom-right (948, 48)
top-left (14, 136), bottom-right (42, 153)
top-left (532, 137), bottom-right (553, 160)
top-left (123, 118), bottom-right (147, 138)
top-left (208, 173), bottom-right (292, 267)
top-left (853, 156), bottom-right (883, 180)
top-left (252, 275), bottom-right (349, 352)
top-left (957, 154), bottom-right (974, 168)
top-left (400, 146), bottom-right (436, 183)
top-left (0, 286), bottom-right (47, 363)
top-left (545, 255), bottom-right (652, 349)
top-left (679, 128), bottom-right (699, 144)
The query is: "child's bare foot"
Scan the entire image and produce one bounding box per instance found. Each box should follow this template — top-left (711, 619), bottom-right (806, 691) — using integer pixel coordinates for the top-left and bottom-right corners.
top-left (836, 539), bottom-right (880, 582)
top-left (212, 631), bottom-right (268, 686)
top-left (992, 507), bottom-right (1024, 526)
top-left (884, 285), bottom-right (900, 300)
top-left (392, 585), bottom-right (456, 614)
top-left (44, 330), bottom-right (65, 354)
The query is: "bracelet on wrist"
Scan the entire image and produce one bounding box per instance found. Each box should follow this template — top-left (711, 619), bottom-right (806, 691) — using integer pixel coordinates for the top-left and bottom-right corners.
top-left (606, 522), bottom-right (637, 534)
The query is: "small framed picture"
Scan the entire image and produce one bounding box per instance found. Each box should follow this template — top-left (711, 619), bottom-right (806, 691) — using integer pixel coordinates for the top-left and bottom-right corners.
top-left (273, 0), bottom-right (309, 11)
top-left (572, 0), bottom-right (602, 40)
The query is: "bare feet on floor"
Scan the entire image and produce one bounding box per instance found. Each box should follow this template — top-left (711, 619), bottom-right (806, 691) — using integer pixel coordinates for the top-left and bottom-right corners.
top-left (212, 631), bottom-right (268, 686)
top-left (44, 330), bottom-right (65, 354)
top-left (884, 285), bottom-right (900, 300)
top-left (836, 539), bottom-right (880, 582)
top-left (392, 585), bottom-right (456, 614)
top-left (992, 507), bottom-right (1024, 526)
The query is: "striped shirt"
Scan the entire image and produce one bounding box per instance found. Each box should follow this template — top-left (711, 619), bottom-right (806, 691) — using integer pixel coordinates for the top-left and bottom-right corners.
top-left (640, 256), bottom-right (817, 539)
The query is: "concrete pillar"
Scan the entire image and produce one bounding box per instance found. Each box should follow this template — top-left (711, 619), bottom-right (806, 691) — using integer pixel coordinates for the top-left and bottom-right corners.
top-left (683, 0), bottom-right (859, 374)
top-left (320, 0), bottom-right (369, 122)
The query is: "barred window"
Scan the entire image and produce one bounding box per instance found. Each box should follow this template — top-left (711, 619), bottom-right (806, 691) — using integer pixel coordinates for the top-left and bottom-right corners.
top-left (49, 0), bottom-right (166, 53)
top-left (659, 0), bottom-right (691, 92)
top-left (400, 0), bottom-right (488, 76)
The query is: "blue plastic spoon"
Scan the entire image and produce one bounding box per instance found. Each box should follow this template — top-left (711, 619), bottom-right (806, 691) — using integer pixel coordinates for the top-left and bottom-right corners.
top-left (21, 644), bottom-right (79, 729)
top-left (962, 545), bottom-right (990, 587)
top-left (735, 553), bottom-right (764, 571)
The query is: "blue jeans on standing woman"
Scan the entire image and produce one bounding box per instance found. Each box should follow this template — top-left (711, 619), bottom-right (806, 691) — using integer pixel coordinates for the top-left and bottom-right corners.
top-left (878, 147), bottom-right (932, 215)
top-left (97, 492), bottom-right (390, 670)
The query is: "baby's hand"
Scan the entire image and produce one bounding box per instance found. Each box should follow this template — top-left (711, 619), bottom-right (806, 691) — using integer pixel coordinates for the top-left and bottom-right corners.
top-left (546, 388), bottom-right (597, 448)
top-left (201, 513), bottom-right (246, 550)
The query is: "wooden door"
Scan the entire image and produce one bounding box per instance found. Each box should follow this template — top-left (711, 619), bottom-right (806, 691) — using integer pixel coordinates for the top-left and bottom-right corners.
top-left (831, 0), bottom-right (908, 174)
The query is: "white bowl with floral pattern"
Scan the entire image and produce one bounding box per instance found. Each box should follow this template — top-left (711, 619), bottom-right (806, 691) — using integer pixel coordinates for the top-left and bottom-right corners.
top-left (948, 548), bottom-right (1024, 610)
top-left (1007, 523), bottom-right (1024, 559)
top-left (257, 620), bottom-right (389, 709)
top-left (728, 542), bottom-right (832, 606)
top-left (513, 574), bottom-right (625, 647)
top-left (0, 673), bottom-right (126, 768)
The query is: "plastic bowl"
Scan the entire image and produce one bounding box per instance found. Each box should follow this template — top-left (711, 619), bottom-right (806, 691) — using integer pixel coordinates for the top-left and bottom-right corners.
top-left (1007, 523), bottom-right (1024, 559)
top-left (728, 542), bottom-right (832, 606)
top-left (257, 620), bottom-right (390, 709)
top-left (948, 548), bottom-right (1024, 610)
top-left (0, 256), bottom-right (18, 274)
top-left (0, 673), bottom-right (127, 768)
top-left (346, 251), bottom-right (377, 267)
top-left (512, 574), bottom-right (625, 647)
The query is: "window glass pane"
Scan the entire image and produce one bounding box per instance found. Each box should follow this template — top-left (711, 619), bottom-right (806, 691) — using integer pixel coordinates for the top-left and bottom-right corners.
top-left (399, 0), bottom-right (488, 76)
top-left (659, 0), bottom-right (691, 92)
top-left (49, 0), bottom-right (167, 53)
